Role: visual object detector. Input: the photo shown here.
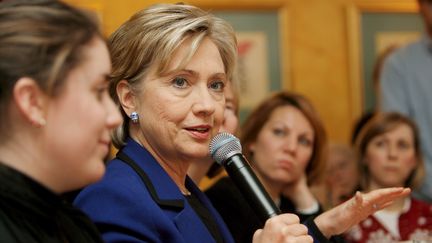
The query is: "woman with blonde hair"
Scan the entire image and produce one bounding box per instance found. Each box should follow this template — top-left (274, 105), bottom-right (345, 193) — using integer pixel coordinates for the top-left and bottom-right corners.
top-left (75, 3), bottom-right (314, 243)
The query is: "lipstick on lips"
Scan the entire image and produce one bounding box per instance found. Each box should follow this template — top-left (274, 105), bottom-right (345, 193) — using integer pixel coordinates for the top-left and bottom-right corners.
top-left (185, 124), bottom-right (212, 140)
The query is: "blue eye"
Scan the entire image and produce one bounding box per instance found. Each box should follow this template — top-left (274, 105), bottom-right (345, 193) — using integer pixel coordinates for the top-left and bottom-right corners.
top-left (209, 80), bottom-right (224, 92)
top-left (172, 77), bottom-right (188, 88)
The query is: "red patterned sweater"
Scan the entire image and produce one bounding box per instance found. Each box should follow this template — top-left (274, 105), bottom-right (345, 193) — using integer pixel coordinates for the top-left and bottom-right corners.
top-left (345, 198), bottom-right (432, 242)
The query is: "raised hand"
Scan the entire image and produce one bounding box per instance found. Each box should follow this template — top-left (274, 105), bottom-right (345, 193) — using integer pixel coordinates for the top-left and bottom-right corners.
top-left (314, 187), bottom-right (411, 238)
top-left (283, 173), bottom-right (318, 212)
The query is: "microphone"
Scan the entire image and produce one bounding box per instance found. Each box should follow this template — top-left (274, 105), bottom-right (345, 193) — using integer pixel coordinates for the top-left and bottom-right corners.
top-left (209, 132), bottom-right (281, 224)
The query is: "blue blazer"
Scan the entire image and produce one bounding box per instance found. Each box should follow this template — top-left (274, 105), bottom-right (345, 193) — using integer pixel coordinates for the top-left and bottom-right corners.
top-left (75, 138), bottom-right (234, 243)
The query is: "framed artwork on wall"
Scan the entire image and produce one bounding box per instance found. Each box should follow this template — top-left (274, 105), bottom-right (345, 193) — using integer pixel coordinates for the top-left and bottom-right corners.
top-left (361, 12), bottom-right (422, 110)
top-left (346, 0), bottom-right (420, 116)
top-left (214, 11), bottom-right (281, 113)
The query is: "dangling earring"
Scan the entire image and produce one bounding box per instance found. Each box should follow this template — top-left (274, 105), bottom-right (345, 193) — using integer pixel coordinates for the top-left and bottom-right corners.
top-left (130, 112), bottom-right (139, 124)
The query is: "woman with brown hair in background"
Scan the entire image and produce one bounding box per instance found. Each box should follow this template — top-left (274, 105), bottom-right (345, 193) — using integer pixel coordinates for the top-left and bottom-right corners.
top-left (345, 112), bottom-right (431, 242)
top-left (206, 91), bottom-right (410, 243)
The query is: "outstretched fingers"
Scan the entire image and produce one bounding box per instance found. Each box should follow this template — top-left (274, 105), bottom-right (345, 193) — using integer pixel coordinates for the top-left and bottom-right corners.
top-left (353, 187), bottom-right (410, 216)
top-left (314, 187), bottom-right (411, 238)
top-left (360, 187), bottom-right (411, 211)
top-left (350, 187), bottom-right (410, 216)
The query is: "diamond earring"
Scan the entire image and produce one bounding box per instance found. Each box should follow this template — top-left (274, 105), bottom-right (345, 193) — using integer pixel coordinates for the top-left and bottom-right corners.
top-left (130, 112), bottom-right (139, 124)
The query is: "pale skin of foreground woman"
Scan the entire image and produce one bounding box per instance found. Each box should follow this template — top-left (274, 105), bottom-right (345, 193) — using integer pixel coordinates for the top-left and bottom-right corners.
top-left (0, 0), bottom-right (122, 242)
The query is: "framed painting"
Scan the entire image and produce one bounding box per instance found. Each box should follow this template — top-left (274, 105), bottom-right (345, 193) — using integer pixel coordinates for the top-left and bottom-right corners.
top-left (346, 0), bottom-right (421, 114)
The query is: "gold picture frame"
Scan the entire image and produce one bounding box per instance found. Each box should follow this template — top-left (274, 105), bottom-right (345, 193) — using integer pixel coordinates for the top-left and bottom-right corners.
top-left (346, 0), bottom-right (418, 118)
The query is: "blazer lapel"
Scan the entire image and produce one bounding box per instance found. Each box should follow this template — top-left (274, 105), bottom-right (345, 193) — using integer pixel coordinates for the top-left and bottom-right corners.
top-left (119, 138), bottom-right (233, 243)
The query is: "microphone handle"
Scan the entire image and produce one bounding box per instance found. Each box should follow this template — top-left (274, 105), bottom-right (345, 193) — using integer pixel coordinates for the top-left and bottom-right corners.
top-left (223, 154), bottom-right (281, 224)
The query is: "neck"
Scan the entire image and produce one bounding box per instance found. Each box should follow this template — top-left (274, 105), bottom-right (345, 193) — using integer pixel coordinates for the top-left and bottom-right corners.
top-left (154, 155), bottom-right (191, 195)
top-left (130, 134), bottom-right (192, 196)
top-left (384, 197), bottom-right (406, 212)
top-left (0, 135), bottom-right (61, 194)
top-left (254, 170), bottom-right (282, 202)
top-left (187, 157), bottom-right (213, 185)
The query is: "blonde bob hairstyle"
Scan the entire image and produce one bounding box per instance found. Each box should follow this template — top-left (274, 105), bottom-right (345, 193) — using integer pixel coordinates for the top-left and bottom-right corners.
top-left (109, 3), bottom-right (238, 148)
top-left (240, 91), bottom-right (327, 185)
top-left (354, 112), bottom-right (425, 190)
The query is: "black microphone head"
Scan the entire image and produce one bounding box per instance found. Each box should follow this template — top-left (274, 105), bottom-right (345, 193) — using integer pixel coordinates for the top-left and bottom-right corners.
top-left (209, 132), bottom-right (242, 165)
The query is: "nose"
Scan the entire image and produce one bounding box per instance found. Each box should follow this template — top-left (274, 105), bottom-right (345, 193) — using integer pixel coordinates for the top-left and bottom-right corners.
top-left (284, 135), bottom-right (298, 154)
top-left (105, 97), bottom-right (122, 129)
top-left (387, 143), bottom-right (398, 160)
top-left (191, 84), bottom-right (216, 117)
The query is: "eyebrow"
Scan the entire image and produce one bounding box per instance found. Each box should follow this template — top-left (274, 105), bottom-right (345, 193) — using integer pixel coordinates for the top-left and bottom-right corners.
top-left (182, 69), bottom-right (226, 78)
top-left (271, 121), bottom-right (314, 134)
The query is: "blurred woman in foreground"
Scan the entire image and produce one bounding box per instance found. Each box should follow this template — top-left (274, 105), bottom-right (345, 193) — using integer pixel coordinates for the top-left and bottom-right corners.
top-left (0, 0), bottom-right (121, 242)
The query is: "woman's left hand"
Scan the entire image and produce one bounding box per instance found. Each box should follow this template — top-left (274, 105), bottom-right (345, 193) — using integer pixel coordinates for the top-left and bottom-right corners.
top-left (314, 187), bottom-right (411, 238)
top-left (283, 173), bottom-right (318, 212)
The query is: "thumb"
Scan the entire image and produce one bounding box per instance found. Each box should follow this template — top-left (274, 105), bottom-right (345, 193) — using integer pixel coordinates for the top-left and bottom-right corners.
top-left (252, 229), bottom-right (263, 243)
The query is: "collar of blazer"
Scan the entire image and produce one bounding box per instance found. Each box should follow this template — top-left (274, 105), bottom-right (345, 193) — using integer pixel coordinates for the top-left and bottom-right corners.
top-left (116, 150), bottom-right (185, 210)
